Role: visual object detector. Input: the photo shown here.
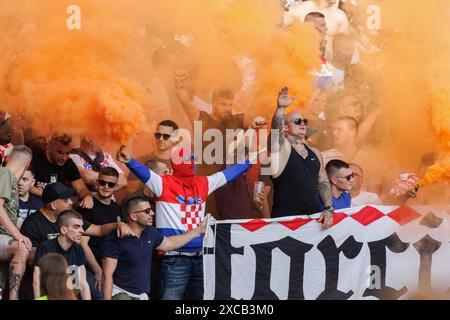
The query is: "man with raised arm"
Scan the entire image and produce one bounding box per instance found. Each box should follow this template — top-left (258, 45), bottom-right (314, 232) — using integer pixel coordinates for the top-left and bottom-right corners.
top-left (270, 87), bottom-right (333, 228)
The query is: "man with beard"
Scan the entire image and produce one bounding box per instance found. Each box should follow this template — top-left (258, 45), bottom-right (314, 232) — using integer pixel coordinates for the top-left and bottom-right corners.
top-left (30, 133), bottom-right (93, 209)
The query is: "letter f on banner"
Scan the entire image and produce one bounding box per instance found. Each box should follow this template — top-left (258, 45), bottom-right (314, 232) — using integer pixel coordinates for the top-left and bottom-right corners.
top-left (66, 5), bottom-right (81, 30)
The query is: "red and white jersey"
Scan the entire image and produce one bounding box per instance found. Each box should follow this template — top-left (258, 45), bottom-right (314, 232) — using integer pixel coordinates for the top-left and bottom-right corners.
top-left (145, 171), bottom-right (227, 252)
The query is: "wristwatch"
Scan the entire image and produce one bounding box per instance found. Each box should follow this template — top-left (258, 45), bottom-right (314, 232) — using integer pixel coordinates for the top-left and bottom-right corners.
top-left (324, 206), bottom-right (334, 213)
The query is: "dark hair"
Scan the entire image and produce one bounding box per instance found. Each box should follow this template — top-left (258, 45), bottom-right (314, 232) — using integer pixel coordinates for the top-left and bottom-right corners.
top-left (157, 120), bottom-right (179, 131)
top-left (25, 165), bottom-right (36, 177)
top-left (99, 166), bottom-right (119, 178)
top-left (124, 196), bottom-right (149, 217)
top-left (50, 133), bottom-right (72, 147)
top-left (56, 210), bottom-right (83, 230)
top-left (326, 159), bottom-right (350, 176)
top-left (212, 87), bottom-right (234, 103)
top-left (38, 253), bottom-right (76, 300)
top-left (304, 12), bottom-right (325, 22)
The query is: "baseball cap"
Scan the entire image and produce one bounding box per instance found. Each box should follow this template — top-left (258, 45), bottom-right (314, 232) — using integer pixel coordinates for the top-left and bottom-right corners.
top-left (42, 182), bottom-right (75, 204)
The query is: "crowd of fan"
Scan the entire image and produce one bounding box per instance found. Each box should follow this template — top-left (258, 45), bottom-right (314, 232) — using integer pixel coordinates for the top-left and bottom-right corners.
top-left (0, 0), bottom-right (447, 300)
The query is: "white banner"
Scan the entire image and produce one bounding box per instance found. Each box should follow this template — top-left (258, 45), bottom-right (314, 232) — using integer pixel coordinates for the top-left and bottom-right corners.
top-left (203, 205), bottom-right (450, 300)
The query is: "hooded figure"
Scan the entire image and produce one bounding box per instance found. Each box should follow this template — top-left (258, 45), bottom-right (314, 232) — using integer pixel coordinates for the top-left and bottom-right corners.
top-left (170, 147), bottom-right (196, 186)
top-left (124, 147), bottom-right (252, 252)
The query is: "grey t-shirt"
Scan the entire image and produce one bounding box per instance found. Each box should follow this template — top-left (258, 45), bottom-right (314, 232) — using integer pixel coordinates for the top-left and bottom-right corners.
top-left (0, 167), bottom-right (18, 235)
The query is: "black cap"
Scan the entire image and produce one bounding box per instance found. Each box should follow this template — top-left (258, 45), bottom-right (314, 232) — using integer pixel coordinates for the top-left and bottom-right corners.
top-left (42, 182), bottom-right (75, 204)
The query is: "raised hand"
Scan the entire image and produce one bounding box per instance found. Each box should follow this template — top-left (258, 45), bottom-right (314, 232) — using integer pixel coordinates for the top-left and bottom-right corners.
top-left (277, 86), bottom-right (296, 109)
top-left (116, 145), bottom-right (131, 164)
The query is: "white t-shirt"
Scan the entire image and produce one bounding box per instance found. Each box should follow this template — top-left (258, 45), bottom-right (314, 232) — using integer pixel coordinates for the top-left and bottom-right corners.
top-left (351, 191), bottom-right (383, 207)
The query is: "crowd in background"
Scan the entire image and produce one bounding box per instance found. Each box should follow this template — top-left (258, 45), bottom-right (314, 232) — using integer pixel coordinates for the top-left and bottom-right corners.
top-left (0, 0), bottom-right (448, 300)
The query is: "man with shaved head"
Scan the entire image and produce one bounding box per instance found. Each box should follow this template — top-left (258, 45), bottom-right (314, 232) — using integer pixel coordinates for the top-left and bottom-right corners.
top-left (270, 87), bottom-right (333, 228)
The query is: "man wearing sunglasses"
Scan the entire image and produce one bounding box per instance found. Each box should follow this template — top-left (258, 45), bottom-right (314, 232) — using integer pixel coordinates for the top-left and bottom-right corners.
top-left (270, 87), bottom-right (333, 228)
top-left (78, 167), bottom-right (124, 299)
top-left (127, 120), bottom-right (178, 193)
top-left (102, 196), bottom-right (209, 300)
top-left (325, 159), bottom-right (353, 210)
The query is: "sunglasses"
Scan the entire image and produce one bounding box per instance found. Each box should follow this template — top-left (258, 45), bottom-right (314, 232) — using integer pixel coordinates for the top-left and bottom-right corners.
top-left (337, 173), bottom-right (354, 181)
top-left (98, 180), bottom-right (118, 188)
top-left (291, 118), bottom-right (309, 126)
top-left (154, 133), bottom-right (172, 141)
top-left (132, 208), bottom-right (153, 215)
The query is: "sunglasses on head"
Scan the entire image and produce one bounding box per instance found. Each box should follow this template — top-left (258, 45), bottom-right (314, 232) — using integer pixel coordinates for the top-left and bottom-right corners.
top-left (154, 133), bottom-right (172, 141)
top-left (132, 208), bottom-right (153, 215)
top-left (291, 118), bottom-right (309, 126)
top-left (337, 173), bottom-right (354, 181)
top-left (98, 180), bottom-right (118, 188)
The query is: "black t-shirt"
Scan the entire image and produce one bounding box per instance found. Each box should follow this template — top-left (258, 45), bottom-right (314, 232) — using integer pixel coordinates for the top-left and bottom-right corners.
top-left (79, 197), bottom-right (122, 261)
top-left (34, 237), bottom-right (86, 268)
top-left (31, 150), bottom-right (81, 190)
top-left (21, 210), bottom-right (91, 247)
top-left (18, 195), bottom-right (43, 221)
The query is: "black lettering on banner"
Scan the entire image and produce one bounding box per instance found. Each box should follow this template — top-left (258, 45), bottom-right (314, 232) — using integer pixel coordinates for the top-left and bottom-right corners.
top-left (250, 237), bottom-right (313, 300)
top-left (316, 235), bottom-right (363, 300)
top-left (364, 233), bottom-right (409, 299)
top-left (414, 235), bottom-right (441, 294)
top-left (212, 224), bottom-right (244, 300)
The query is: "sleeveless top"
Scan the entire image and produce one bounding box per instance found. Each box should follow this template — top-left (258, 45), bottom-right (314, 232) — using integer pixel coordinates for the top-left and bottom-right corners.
top-left (271, 144), bottom-right (322, 217)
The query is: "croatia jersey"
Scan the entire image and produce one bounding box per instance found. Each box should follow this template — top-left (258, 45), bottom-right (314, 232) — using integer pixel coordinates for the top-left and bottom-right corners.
top-left (127, 159), bottom-right (252, 253)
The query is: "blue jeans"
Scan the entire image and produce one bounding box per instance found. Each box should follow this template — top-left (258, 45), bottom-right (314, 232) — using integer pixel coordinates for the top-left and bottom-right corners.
top-left (86, 269), bottom-right (104, 300)
top-left (158, 257), bottom-right (203, 300)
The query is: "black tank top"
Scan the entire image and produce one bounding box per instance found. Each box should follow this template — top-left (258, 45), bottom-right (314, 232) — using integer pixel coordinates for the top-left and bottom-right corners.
top-left (271, 144), bottom-right (322, 217)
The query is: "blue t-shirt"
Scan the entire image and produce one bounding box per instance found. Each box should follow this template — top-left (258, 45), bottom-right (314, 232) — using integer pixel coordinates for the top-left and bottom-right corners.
top-left (101, 227), bottom-right (164, 295)
top-left (332, 192), bottom-right (351, 210)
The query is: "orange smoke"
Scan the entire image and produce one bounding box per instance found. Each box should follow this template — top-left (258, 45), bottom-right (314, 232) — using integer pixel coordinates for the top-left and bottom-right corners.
top-left (348, 0), bottom-right (450, 191)
top-left (418, 88), bottom-right (450, 187)
top-left (0, 0), bottom-right (151, 145)
top-left (0, 0), bottom-right (321, 147)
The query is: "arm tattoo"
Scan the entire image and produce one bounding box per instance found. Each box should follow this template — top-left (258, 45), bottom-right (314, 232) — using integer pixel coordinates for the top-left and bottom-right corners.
top-left (318, 181), bottom-right (332, 208)
top-left (271, 109), bottom-right (286, 145)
